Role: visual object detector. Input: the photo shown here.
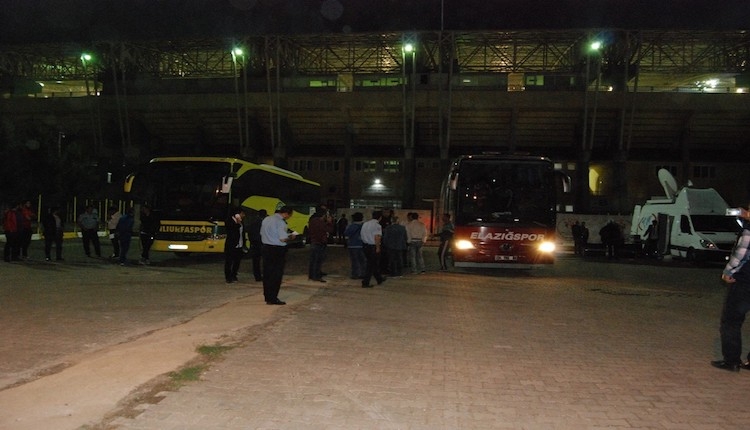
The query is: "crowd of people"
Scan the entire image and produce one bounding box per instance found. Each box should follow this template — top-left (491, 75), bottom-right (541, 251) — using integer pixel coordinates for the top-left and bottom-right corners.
top-left (226, 206), bottom-right (454, 303)
top-left (2, 202), bottom-right (160, 266)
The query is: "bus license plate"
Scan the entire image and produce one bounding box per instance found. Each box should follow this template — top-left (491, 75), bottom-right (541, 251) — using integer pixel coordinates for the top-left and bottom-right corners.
top-left (494, 255), bottom-right (517, 261)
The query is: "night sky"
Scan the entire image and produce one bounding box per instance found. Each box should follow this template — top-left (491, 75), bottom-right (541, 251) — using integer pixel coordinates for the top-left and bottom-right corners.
top-left (0, 0), bottom-right (748, 43)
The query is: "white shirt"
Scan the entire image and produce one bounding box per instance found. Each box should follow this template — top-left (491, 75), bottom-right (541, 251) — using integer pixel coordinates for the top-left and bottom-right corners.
top-left (260, 213), bottom-right (289, 246)
top-left (360, 219), bottom-right (382, 245)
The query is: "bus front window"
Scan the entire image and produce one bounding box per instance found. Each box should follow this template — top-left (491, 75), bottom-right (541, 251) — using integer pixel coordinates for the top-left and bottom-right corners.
top-left (134, 162), bottom-right (232, 221)
top-left (456, 161), bottom-right (553, 226)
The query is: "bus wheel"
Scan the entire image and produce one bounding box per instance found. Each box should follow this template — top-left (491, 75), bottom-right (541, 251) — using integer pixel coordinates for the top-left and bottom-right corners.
top-left (686, 248), bottom-right (697, 262)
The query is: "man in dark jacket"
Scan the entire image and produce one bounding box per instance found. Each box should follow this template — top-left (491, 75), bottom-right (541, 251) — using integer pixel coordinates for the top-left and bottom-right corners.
top-left (139, 205), bottom-right (160, 265)
top-left (712, 207), bottom-right (750, 371)
top-left (224, 207), bottom-right (246, 283)
top-left (308, 206), bottom-right (333, 282)
top-left (42, 206), bottom-right (65, 261)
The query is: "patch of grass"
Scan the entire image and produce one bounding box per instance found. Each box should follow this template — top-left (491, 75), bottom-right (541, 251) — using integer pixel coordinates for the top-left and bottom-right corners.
top-left (197, 344), bottom-right (234, 358)
top-left (168, 365), bottom-right (206, 385)
top-left (165, 344), bottom-right (235, 389)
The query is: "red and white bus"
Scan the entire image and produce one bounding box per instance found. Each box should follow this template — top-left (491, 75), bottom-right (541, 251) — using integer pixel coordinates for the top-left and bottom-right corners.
top-left (439, 154), bottom-right (565, 269)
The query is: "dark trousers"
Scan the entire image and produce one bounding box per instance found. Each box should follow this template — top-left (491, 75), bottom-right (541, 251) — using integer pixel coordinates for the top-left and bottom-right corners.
top-left (362, 244), bottom-right (384, 286)
top-left (262, 245), bottom-right (287, 302)
top-left (4, 232), bottom-right (20, 261)
top-left (119, 235), bottom-right (132, 264)
top-left (347, 247), bottom-right (366, 278)
top-left (224, 247), bottom-right (243, 282)
top-left (720, 281), bottom-right (750, 364)
top-left (109, 229), bottom-right (120, 257)
top-left (44, 232), bottom-right (63, 260)
top-left (250, 251), bottom-right (263, 281)
top-left (387, 247), bottom-right (404, 276)
top-left (81, 229), bottom-right (101, 256)
top-left (308, 242), bottom-right (327, 280)
top-left (140, 233), bottom-right (155, 260)
top-left (20, 229), bottom-right (32, 258)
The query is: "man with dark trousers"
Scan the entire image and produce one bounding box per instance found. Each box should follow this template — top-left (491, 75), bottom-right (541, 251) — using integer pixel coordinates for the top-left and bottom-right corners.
top-left (360, 210), bottom-right (386, 288)
top-left (712, 205), bottom-right (750, 372)
top-left (224, 207), bottom-right (245, 284)
top-left (247, 209), bottom-right (267, 282)
top-left (260, 206), bottom-right (296, 305)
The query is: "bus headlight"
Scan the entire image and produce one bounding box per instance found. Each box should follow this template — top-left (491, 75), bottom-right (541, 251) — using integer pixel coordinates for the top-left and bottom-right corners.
top-left (538, 241), bottom-right (556, 253)
top-left (454, 239), bottom-right (475, 250)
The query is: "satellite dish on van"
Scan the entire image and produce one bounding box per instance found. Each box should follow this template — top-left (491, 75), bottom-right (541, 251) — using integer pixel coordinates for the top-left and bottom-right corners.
top-left (658, 169), bottom-right (679, 198)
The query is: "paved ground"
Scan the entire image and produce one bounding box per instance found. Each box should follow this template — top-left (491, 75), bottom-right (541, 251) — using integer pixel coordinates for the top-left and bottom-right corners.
top-left (2, 240), bottom-right (749, 429)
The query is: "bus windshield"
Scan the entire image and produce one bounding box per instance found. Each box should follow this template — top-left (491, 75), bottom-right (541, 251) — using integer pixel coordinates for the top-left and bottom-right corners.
top-left (455, 159), bottom-right (554, 226)
top-left (132, 161), bottom-right (232, 221)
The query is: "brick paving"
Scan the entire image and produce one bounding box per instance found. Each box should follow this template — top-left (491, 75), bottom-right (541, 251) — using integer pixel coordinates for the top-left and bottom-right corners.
top-left (103, 252), bottom-right (750, 430)
top-left (1, 239), bottom-right (748, 429)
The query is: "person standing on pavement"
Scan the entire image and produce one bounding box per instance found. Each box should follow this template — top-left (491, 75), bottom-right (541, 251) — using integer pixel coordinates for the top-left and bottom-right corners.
top-left (344, 212), bottom-right (366, 279)
top-left (260, 206), bottom-right (297, 305)
top-left (107, 206), bottom-right (121, 260)
top-left (360, 210), bottom-right (386, 288)
top-left (308, 206), bottom-right (333, 282)
top-left (383, 216), bottom-right (407, 277)
top-left (247, 209), bottom-right (267, 282)
top-left (712, 206), bottom-right (750, 372)
top-left (19, 200), bottom-right (35, 260)
top-left (438, 213), bottom-right (454, 270)
top-left (3, 202), bottom-right (22, 262)
top-left (77, 205), bottom-right (101, 258)
top-left (42, 206), bottom-right (65, 261)
top-left (116, 206), bottom-right (135, 266)
top-left (139, 205), bottom-right (160, 265)
top-left (405, 212), bottom-right (428, 274)
top-left (336, 213), bottom-right (348, 244)
top-left (224, 207), bottom-right (246, 284)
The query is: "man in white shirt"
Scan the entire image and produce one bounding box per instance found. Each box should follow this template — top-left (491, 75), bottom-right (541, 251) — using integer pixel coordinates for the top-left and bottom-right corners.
top-left (360, 210), bottom-right (386, 288)
top-left (405, 212), bottom-right (428, 273)
top-left (260, 206), bottom-right (297, 305)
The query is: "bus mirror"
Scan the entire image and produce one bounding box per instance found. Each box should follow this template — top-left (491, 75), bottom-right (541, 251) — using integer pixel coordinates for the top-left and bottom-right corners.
top-left (221, 176), bottom-right (233, 193)
top-left (449, 173), bottom-right (458, 191)
top-left (556, 171), bottom-right (571, 194)
top-left (124, 174), bottom-right (135, 193)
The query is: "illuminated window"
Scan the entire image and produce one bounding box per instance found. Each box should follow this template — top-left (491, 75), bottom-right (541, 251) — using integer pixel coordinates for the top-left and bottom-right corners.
top-left (383, 160), bottom-right (401, 173)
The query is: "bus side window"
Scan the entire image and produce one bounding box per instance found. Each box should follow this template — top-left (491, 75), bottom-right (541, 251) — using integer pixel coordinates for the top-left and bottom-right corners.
top-left (680, 215), bottom-right (691, 234)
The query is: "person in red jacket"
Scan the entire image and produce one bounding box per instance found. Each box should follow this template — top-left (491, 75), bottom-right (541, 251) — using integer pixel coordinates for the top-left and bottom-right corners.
top-left (3, 202), bottom-right (22, 262)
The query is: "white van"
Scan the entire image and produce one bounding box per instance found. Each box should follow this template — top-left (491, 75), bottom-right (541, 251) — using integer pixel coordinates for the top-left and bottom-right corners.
top-left (630, 169), bottom-right (739, 262)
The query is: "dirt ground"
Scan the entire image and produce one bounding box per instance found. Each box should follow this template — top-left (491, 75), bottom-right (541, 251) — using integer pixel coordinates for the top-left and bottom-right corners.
top-left (0, 240), bottom-right (348, 391)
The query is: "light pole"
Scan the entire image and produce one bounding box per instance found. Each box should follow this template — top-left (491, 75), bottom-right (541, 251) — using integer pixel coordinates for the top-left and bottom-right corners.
top-left (402, 41), bottom-right (417, 207)
top-left (80, 53), bottom-right (92, 96)
top-left (588, 41), bottom-right (603, 151)
top-left (578, 39), bottom-right (603, 212)
top-left (231, 47), bottom-right (245, 155)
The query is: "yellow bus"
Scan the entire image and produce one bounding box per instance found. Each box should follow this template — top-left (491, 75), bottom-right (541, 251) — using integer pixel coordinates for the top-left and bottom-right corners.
top-left (124, 157), bottom-right (320, 254)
